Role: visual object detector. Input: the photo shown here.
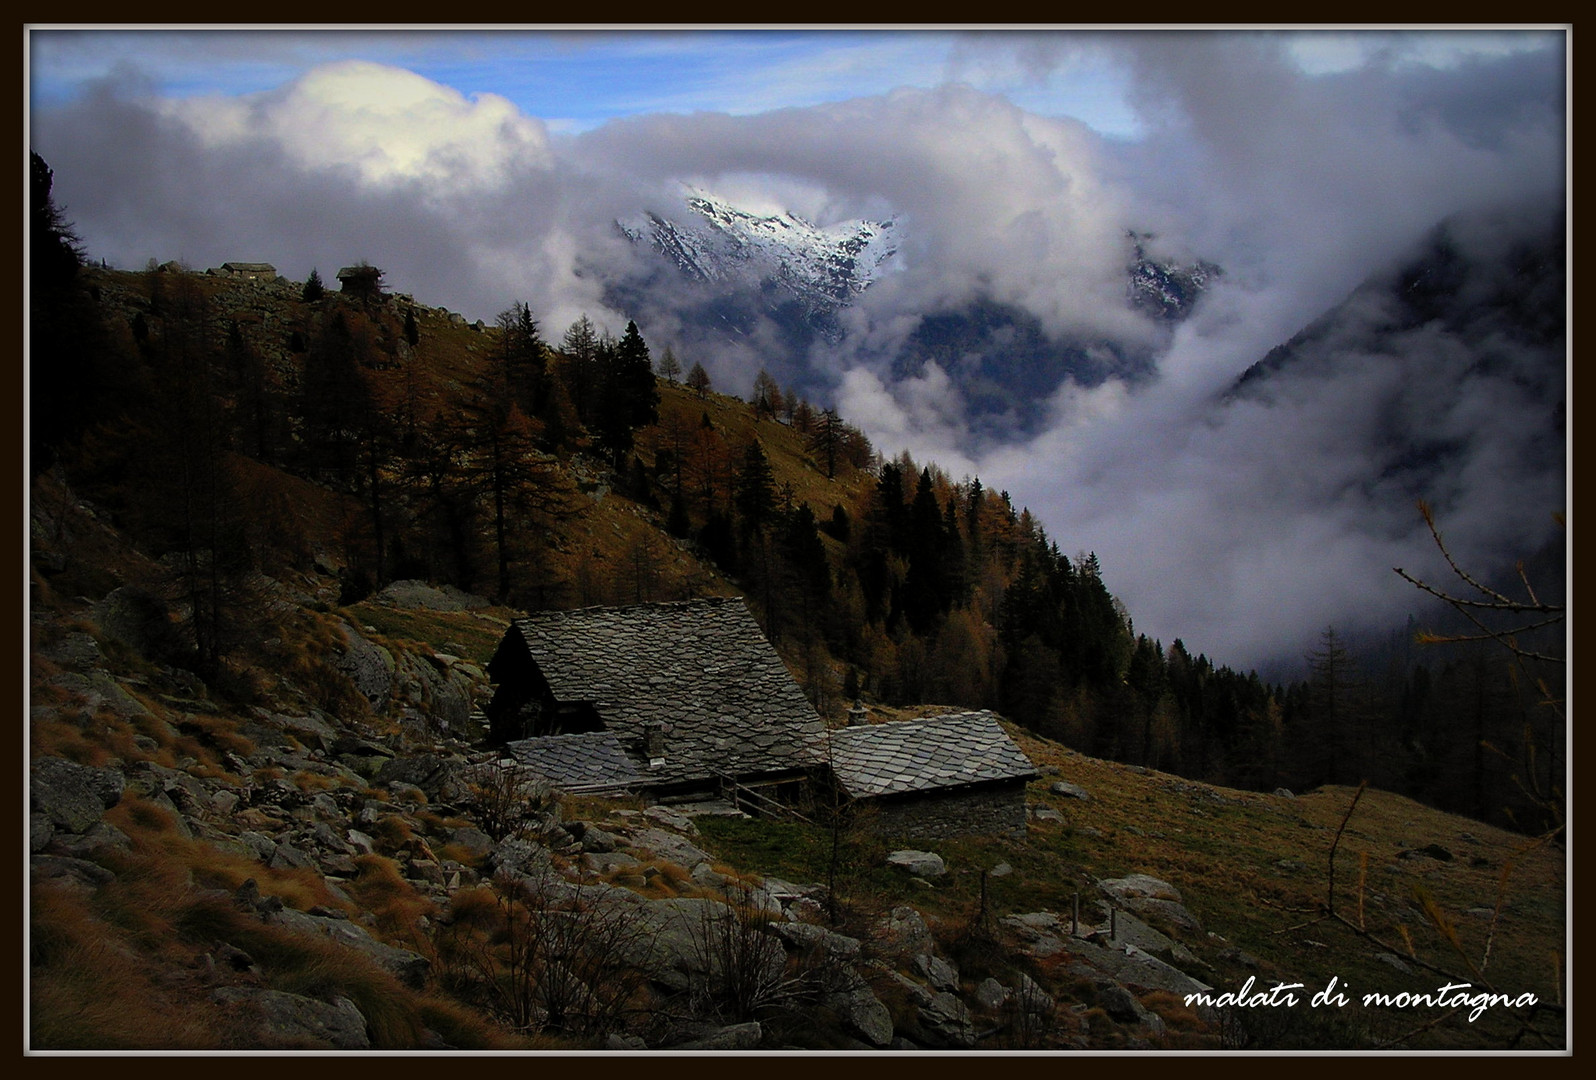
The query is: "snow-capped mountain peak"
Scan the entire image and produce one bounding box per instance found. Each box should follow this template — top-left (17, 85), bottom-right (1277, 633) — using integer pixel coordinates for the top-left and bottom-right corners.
top-left (618, 189), bottom-right (898, 312)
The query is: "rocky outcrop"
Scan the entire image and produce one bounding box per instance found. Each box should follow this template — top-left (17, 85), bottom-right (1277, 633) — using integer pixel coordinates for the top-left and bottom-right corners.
top-left (31, 757), bottom-right (126, 838)
top-left (209, 987), bottom-right (371, 1050)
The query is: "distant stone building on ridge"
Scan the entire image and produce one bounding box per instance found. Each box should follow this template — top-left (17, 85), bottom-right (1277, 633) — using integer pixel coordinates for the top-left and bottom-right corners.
top-left (214, 262), bottom-right (278, 281)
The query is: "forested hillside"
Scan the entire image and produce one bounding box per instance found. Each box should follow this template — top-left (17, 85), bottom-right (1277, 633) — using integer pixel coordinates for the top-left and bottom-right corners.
top-left (27, 152), bottom-right (1566, 1052)
top-left (29, 153), bottom-right (1560, 837)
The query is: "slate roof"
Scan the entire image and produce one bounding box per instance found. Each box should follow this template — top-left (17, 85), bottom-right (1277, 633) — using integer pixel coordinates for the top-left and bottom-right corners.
top-left (222, 262), bottom-right (276, 273)
top-left (498, 597), bottom-right (825, 786)
top-left (826, 711), bottom-right (1038, 799)
top-left (506, 731), bottom-right (645, 791)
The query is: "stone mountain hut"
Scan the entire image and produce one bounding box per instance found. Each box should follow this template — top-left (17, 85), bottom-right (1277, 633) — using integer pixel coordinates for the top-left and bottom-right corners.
top-left (824, 710), bottom-right (1038, 839)
top-left (215, 262), bottom-right (277, 281)
top-left (485, 597), bottom-right (825, 801)
top-left (484, 598), bottom-right (1039, 836)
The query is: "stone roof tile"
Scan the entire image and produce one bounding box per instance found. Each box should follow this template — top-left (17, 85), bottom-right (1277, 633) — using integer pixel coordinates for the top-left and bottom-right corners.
top-left (507, 731), bottom-right (645, 789)
top-left (507, 597), bottom-right (825, 785)
top-left (827, 711), bottom-right (1038, 799)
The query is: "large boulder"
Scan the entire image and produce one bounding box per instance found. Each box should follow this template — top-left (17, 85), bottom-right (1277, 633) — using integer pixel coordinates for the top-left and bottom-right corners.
top-left (31, 757), bottom-right (125, 835)
top-left (392, 651), bottom-right (478, 732)
top-left (373, 754), bottom-right (470, 803)
top-left (619, 827), bottom-right (712, 870)
top-left (913, 952), bottom-right (960, 993)
top-left (48, 671), bottom-right (151, 719)
top-left (1098, 873), bottom-right (1182, 904)
top-left (1098, 874), bottom-right (1203, 934)
top-left (770, 921), bottom-right (862, 962)
top-left (263, 907), bottom-right (431, 990)
top-left (335, 622), bottom-right (393, 709)
top-left (670, 1021), bottom-right (763, 1050)
top-left (1062, 936), bottom-right (1211, 998)
top-left (1000, 911), bottom-right (1070, 959)
top-left (872, 906), bottom-right (935, 960)
top-left (914, 992), bottom-right (976, 1048)
top-left (624, 896), bottom-right (786, 995)
top-left (93, 586), bottom-right (182, 659)
top-left (820, 967), bottom-right (893, 1048)
top-left (209, 987), bottom-right (370, 1050)
top-left (886, 850), bottom-right (946, 879)
top-left (373, 580), bottom-right (491, 612)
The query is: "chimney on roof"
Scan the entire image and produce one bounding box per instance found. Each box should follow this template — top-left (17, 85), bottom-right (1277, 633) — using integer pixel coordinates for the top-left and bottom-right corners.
top-left (847, 700), bottom-right (868, 727)
top-left (644, 721), bottom-right (666, 766)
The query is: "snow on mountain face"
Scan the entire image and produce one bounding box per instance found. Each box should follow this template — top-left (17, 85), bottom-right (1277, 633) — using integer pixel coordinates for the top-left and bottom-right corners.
top-left (618, 190), bottom-right (898, 315)
top-left (1126, 233), bottom-right (1223, 321)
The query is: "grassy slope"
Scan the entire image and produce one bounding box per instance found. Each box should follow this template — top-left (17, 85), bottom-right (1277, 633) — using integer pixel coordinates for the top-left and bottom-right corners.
top-left (697, 720), bottom-right (1566, 1050)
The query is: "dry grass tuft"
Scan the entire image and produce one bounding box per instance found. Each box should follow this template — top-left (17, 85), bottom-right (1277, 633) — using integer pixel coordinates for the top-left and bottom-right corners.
top-left (290, 769), bottom-right (337, 792)
top-left (343, 854), bottom-right (438, 943)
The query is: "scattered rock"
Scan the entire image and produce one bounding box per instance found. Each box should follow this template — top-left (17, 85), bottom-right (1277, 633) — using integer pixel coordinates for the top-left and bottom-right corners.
top-left (642, 804), bottom-right (700, 836)
top-left (335, 623), bottom-right (393, 709)
top-left (671, 1021), bottom-right (762, 1050)
top-left (209, 987), bottom-right (370, 1050)
top-left (823, 972), bottom-right (894, 1048)
top-left (915, 992), bottom-right (976, 1048)
top-left (886, 850), bottom-right (946, 878)
top-left (975, 976), bottom-right (1011, 1011)
top-left (873, 906), bottom-right (935, 959)
top-left (31, 757), bottom-right (126, 835)
top-left (263, 906), bottom-right (431, 989)
top-left (1097, 984), bottom-right (1154, 1026)
top-left (1050, 781), bottom-right (1092, 800)
top-left (1400, 844), bottom-right (1454, 862)
top-left (913, 952), bottom-right (960, 992)
top-left (1098, 874), bottom-right (1203, 933)
top-left (373, 579), bottom-right (491, 612)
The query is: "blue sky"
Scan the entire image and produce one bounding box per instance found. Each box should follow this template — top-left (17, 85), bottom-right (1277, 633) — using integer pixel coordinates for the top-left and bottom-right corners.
top-left (28, 28), bottom-right (1146, 136)
top-left (25, 26), bottom-right (1566, 669)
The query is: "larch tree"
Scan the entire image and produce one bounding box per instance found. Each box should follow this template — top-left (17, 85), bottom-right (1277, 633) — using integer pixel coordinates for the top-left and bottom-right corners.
top-left (657, 345), bottom-right (682, 384)
top-left (685, 360), bottom-right (712, 398)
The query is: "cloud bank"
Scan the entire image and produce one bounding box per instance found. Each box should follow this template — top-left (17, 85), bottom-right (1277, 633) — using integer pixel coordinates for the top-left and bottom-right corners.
top-left (30, 33), bottom-right (1566, 671)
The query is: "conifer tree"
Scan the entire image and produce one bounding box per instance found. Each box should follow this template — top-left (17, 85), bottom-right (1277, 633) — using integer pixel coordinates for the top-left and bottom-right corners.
top-left (559, 314), bottom-right (600, 420)
top-left (30, 152), bottom-right (117, 468)
top-left (734, 439), bottom-right (777, 537)
top-left (595, 320), bottom-right (660, 467)
top-left (685, 360), bottom-right (712, 398)
top-left (657, 346), bottom-right (682, 383)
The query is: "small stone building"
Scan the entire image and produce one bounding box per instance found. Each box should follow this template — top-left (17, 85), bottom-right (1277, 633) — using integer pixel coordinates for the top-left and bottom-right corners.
top-left (486, 597), bottom-right (825, 800)
top-left (218, 261), bottom-right (278, 281)
top-left (336, 264), bottom-right (385, 301)
top-left (824, 711), bottom-right (1037, 839)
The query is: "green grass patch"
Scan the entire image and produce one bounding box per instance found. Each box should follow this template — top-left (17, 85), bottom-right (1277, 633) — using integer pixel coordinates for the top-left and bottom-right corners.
top-left (342, 601), bottom-right (509, 663)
